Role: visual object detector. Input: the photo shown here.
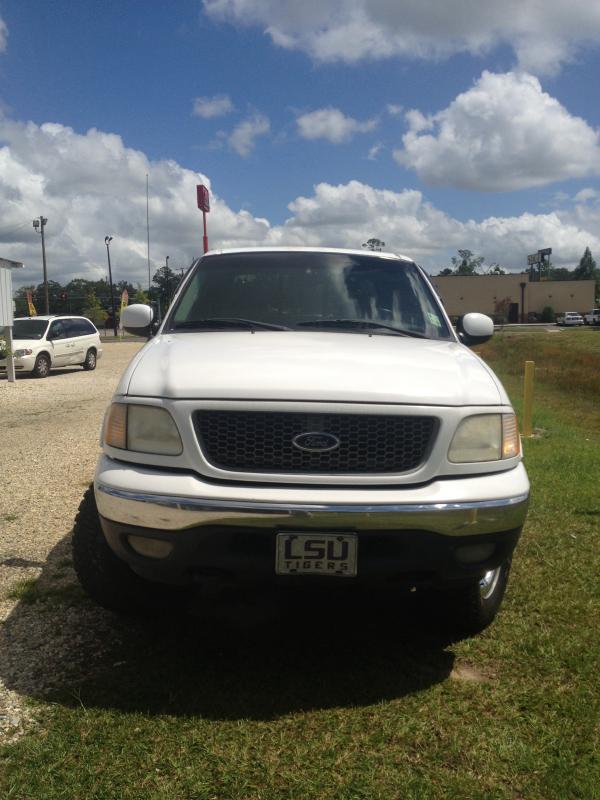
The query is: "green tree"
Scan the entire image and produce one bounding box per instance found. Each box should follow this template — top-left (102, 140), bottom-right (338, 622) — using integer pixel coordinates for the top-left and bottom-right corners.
top-left (82, 292), bottom-right (108, 326)
top-left (548, 266), bottom-right (572, 281)
top-left (487, 263), bottom-right (506, 275)
top-left (573, 247), bottom-right (597, 280)
top-left (64, 279), bottom-right (97, 315)
top-left (115, 279), bottom-right (135, 298)
top-left (133, 288), bottom-right (149, 304)
top-left (362, 238), bottom-right (386, 251)
top-left (451, 249), bottom-right (485, 275)
top-left (573, 247), bottom-right (599, 300)
top-left (541, 306), bottom-right (555, 322)
top-left (151, 265), bottom-right (182, 310)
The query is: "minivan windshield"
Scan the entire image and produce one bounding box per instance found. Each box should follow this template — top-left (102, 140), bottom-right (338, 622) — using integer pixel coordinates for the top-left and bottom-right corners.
top-left (168, 252), bottom-right (452, 340)
top-left (12, 319), bottom-right (49, 340)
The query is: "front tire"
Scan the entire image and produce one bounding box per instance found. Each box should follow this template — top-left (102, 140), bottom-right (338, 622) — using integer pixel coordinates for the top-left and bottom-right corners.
top-left (82, 348), bottom-right (97, 370)
top-left (441, 559), bottom-right (512, 636)
top-left (32, 353), bottom-right (50, 378)
top-left (72, 484), bottom-right (184, 614)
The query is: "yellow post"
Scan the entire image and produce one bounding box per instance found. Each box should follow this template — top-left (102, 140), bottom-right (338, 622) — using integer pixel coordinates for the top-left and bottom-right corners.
top-left (522, 360), bottom-right (535, 437)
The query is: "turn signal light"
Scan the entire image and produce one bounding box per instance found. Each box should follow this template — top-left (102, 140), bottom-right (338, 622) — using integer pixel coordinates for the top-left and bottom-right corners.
top-left (104, 403), bottom-right (127, 449)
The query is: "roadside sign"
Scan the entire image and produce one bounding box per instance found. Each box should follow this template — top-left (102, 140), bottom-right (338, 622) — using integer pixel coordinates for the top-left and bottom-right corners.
top-left (538, 247), bottom-right (552, 256)
top-left (26, 290), bottom-right (37, 316)
top-left (197, 184), bottom-right (210, 212)
top-left (197, 185), bottom-right (210, 253)
top-left (527, 254), bottom-right (539, 265)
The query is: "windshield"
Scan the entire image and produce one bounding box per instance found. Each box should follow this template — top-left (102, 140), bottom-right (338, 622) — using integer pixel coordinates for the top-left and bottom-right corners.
top-left (168, 252), bottom-right (452, 340)
top-left (12, 319), bottom-right (49, 340)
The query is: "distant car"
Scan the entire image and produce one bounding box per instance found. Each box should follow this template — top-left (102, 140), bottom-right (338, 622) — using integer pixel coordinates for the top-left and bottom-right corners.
top-left (583, 309), bottom-right (600, 325)
top-left (0, 315), bottom-right (102, 378)
top-left (556, 312), bottom-right (584, 327)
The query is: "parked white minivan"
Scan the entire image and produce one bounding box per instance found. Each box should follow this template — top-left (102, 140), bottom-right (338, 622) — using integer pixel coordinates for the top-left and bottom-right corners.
top-left (0, 315), bottom-right (102, 377)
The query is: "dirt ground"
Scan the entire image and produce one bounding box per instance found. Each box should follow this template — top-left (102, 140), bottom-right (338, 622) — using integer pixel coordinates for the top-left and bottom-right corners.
top-left (0, 342), bottom-right (143, 740)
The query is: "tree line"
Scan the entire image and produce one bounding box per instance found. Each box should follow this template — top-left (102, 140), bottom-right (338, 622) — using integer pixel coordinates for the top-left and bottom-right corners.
top-left (13, 264), bottom-right (184, 324)
top-left (436, 247), bottom-right (598, 289)
top-left (12, 247), bottom-right (599, 322)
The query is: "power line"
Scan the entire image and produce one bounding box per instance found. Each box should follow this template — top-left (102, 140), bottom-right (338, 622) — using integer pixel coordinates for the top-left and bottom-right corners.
top-left (0, 220), bottom-right (31, 237)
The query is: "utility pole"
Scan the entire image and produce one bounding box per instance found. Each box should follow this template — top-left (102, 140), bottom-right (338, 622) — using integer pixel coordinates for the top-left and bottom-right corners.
top-left (32, 216), bottom-right (49, 314)
top-left (165, 256), bottom-right (170, 306)
top-left (146, 173), bottom-right (151, 299)
top-left (104, 236), bottom-right (118, 338)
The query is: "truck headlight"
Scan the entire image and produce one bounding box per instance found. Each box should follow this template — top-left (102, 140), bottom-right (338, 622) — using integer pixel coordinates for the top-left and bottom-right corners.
top-left (104, 403), bottom-right (183, 455)
top-left (448, 413), bottom-right (520, 463)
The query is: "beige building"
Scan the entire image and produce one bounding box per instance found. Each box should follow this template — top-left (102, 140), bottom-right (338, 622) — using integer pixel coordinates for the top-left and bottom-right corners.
top-left (430, 274), bottom-right (596, 322)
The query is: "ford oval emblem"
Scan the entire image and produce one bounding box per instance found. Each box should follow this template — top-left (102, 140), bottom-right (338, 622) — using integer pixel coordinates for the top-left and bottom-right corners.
top-left (292, 432), bottom-right (340, 453)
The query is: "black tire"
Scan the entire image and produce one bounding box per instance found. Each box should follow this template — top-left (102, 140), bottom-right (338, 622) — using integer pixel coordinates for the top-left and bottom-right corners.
top-left (32, 353), bottom-right (51, 378)
top-left (72, 484), bottom-right (185, 615)
top-left (82, 348), bottom-right (97, 371)
top-left (439, 558), bottom-right (512, 636)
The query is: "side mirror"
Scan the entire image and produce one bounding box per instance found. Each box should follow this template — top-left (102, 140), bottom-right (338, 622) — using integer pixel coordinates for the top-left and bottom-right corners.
top-left (121, 304), bottom-right (154, 337)
top-left (456, 313), bottom-right (494, 346)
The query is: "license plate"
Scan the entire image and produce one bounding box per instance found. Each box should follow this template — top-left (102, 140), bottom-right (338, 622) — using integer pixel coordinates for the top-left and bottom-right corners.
top-left (275, 533), bottom-right (357, 577)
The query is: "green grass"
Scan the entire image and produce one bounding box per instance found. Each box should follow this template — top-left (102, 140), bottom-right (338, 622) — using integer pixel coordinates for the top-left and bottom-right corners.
top-left (6, 578), bottom-right (88, 607)
top-left (1, 330), bottom-right (599, 799)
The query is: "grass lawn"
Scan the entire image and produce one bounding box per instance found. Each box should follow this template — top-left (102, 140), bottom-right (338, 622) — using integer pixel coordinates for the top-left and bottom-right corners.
top-left (1, 329), bottom-right (599, 799)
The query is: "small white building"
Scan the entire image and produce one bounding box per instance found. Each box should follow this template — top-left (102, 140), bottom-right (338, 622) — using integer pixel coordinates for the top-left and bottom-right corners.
top-left (0, 257), bottom-right (25, 382)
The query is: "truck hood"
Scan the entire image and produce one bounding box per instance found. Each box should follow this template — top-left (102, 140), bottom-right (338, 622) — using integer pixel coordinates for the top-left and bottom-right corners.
top-left (121, 331), bottom-right (504, 406)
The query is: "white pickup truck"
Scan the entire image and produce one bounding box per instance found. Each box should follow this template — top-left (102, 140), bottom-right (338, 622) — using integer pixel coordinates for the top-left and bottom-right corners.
top-left (73, 247), bottom-right (529, 635)
top-left (583, 309), bottom-right (600, 325)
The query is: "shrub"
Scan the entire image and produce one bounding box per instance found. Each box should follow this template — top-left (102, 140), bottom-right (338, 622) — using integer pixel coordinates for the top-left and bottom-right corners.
top-left (541, 306), bottom-right (555, 322)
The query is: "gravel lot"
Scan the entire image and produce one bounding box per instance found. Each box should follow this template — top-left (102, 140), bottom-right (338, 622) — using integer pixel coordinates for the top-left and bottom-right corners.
top-left (0, 342), bottom-right (143, 741)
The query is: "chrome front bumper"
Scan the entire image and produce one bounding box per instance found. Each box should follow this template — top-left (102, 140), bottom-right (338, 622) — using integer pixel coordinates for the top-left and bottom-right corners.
top-left (95, 457), bottom-right (530, 538)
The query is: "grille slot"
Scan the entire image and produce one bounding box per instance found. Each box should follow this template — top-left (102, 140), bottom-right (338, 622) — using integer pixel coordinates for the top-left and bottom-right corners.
top-left (194, 411), bottom-right (437, 474)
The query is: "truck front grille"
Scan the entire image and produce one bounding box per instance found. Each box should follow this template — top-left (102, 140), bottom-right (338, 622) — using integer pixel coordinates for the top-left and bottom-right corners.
top-left (193, 410), bottom-right (437, 474)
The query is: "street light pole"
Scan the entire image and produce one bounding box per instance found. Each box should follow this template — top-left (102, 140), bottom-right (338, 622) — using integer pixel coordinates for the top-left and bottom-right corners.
top-left (32, 216), bottom-right (49, 314)
top-left (165, 255), bottom-right (170, 306)
top-left (104, 236), bottom-right (118, 338)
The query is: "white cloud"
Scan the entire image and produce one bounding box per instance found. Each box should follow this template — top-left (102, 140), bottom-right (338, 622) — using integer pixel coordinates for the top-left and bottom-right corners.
top-left (574, 188), bottom-right (598, 203)
top-left (386, 104), bottom-right (403, 117)
top-left (192, 94), bottom-right (234, 118)
top-left (296, 108), bottom-right (377, 144)
top-left (228, 113), bottom-right (270, 156)
top-left (0, 17), bottom-right (7, 53)
top-left (203, 0), bottom-right (600, 74)
top-left (1, 116), bottom-right (599, 291)
top-left (0, 118), bottom-right (273, 287)
top-left (367, 143), bottom-right (383, 160)
top-left (394, 71), bottom-right (600, 191)
top-left (277, 180), bottom-right (600, 270)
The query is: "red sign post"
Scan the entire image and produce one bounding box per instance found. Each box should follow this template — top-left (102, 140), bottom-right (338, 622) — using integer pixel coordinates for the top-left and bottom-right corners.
top-left (197, 185), bottom-right (210, 253)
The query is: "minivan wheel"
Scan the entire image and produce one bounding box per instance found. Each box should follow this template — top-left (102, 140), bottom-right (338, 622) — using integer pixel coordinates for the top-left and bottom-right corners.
top-left (82, 348), bottom-right (97, 370)
top-left (441, 558), bottom-right (512, 636)
top-left (72, 484), bottom-right (185, 615)
top-left (32, 353), bottom-right (50, 378)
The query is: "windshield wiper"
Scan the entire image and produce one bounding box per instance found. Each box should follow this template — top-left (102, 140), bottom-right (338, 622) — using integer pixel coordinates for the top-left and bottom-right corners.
top-left (171, 317), bottom-right (290, 331)
top-left (295, 319), bottom-right (427, 338)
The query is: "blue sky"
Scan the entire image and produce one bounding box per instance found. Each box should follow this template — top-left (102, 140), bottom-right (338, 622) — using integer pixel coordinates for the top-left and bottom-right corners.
top-left (1, 1), bottom-right (600, 287)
